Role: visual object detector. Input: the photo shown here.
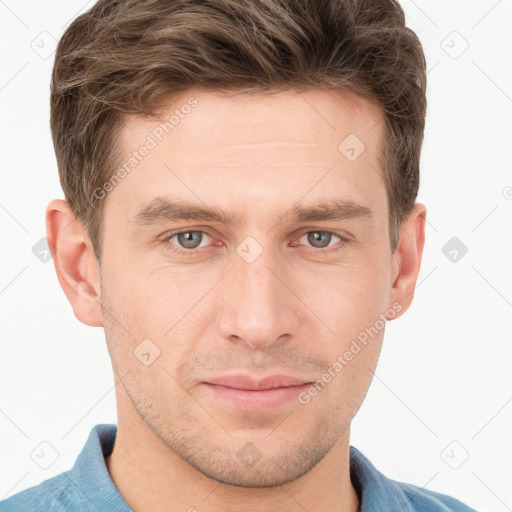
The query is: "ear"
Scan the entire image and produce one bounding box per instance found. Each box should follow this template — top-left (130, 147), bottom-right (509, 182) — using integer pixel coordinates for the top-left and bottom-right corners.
top-left (387, 202), bottom-right (427, 320)
top-left (46, 199), bottom-right (104, 327)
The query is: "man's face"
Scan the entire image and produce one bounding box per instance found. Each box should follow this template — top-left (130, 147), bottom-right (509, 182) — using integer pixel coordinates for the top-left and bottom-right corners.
top-left (99, 89), bottom-right (399, 486)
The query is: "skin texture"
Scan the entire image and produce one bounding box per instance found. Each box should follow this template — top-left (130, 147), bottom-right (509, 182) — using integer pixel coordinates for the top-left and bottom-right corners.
top-left (46, 88), bottom-right (426, 512)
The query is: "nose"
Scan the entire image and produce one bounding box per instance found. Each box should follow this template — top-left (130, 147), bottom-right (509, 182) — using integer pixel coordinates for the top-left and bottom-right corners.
top-left (217, 246), bottom-right (301, 350)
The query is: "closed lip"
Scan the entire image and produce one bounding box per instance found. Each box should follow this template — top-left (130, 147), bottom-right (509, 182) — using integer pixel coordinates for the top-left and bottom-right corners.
top-left (203, 374), bottom-right (312, 391)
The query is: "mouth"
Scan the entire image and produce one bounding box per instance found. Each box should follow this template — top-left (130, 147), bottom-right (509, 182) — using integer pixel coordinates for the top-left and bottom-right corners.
top-left (201, 374), bottom-right (313, 411)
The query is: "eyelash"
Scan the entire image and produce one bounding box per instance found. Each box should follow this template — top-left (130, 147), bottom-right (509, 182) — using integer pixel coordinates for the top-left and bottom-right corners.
top-left (160, 229), bottom-right (350, 256)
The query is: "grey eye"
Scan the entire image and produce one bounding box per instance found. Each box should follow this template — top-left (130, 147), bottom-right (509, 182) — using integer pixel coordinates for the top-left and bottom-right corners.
top-left (175, 231), bottom-right (205, 249)
top-left (306, 231), bottom-right (335, 248)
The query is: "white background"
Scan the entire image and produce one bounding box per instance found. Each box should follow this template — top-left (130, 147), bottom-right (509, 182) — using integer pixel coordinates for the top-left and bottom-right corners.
top-left (1, 0), bottom-right (511, 510)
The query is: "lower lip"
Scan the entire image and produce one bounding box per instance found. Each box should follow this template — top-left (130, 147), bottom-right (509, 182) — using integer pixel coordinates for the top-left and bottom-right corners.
top-left (201, 383), bottom-right (312, 412)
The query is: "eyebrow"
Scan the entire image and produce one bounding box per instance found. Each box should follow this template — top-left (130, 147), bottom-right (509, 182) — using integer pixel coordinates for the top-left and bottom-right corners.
top-left (131, 196), bottom-right (374, 227)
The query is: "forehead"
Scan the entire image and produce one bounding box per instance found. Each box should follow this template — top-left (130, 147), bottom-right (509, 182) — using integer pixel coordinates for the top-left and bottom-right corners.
top-left (119, 88), bottom-right (384, 163)
top-left (109, 88), bottom-right (387, 226)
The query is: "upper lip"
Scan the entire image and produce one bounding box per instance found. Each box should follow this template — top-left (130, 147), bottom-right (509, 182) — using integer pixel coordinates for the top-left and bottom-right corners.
top-left (204, 375), bottom-right (312, 391)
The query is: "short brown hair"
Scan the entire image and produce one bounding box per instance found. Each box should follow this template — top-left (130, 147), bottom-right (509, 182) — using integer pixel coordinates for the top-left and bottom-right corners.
top-left (50, 0), bottom-right (427, 259)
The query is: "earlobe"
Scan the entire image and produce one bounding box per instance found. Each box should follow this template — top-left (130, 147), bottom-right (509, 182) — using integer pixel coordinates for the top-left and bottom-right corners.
top-left (387, 202), bottom-right (427, 320)
top-left (45, 199), bottom-right (104, 327)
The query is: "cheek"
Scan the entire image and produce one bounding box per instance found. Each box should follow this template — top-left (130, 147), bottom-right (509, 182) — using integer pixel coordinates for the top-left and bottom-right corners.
top-left (294, 259), bottom-right (389, 399)
top-left (299, 257), bottom-right (391, 335)
top-left (101, 262), bottom-right (208, 369)
top-left (103, 259), bottom-right (186, 326)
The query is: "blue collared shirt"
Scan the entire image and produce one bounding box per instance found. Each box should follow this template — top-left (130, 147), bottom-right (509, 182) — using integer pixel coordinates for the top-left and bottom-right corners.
top-left (0, 424), bottom-right (477, 511)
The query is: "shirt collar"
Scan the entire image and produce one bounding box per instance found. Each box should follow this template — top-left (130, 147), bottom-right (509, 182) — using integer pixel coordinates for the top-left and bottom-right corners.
top-left (69, 423), bottom-right (131, 511)
top-left (350, 445), bottom-right (415, 511)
